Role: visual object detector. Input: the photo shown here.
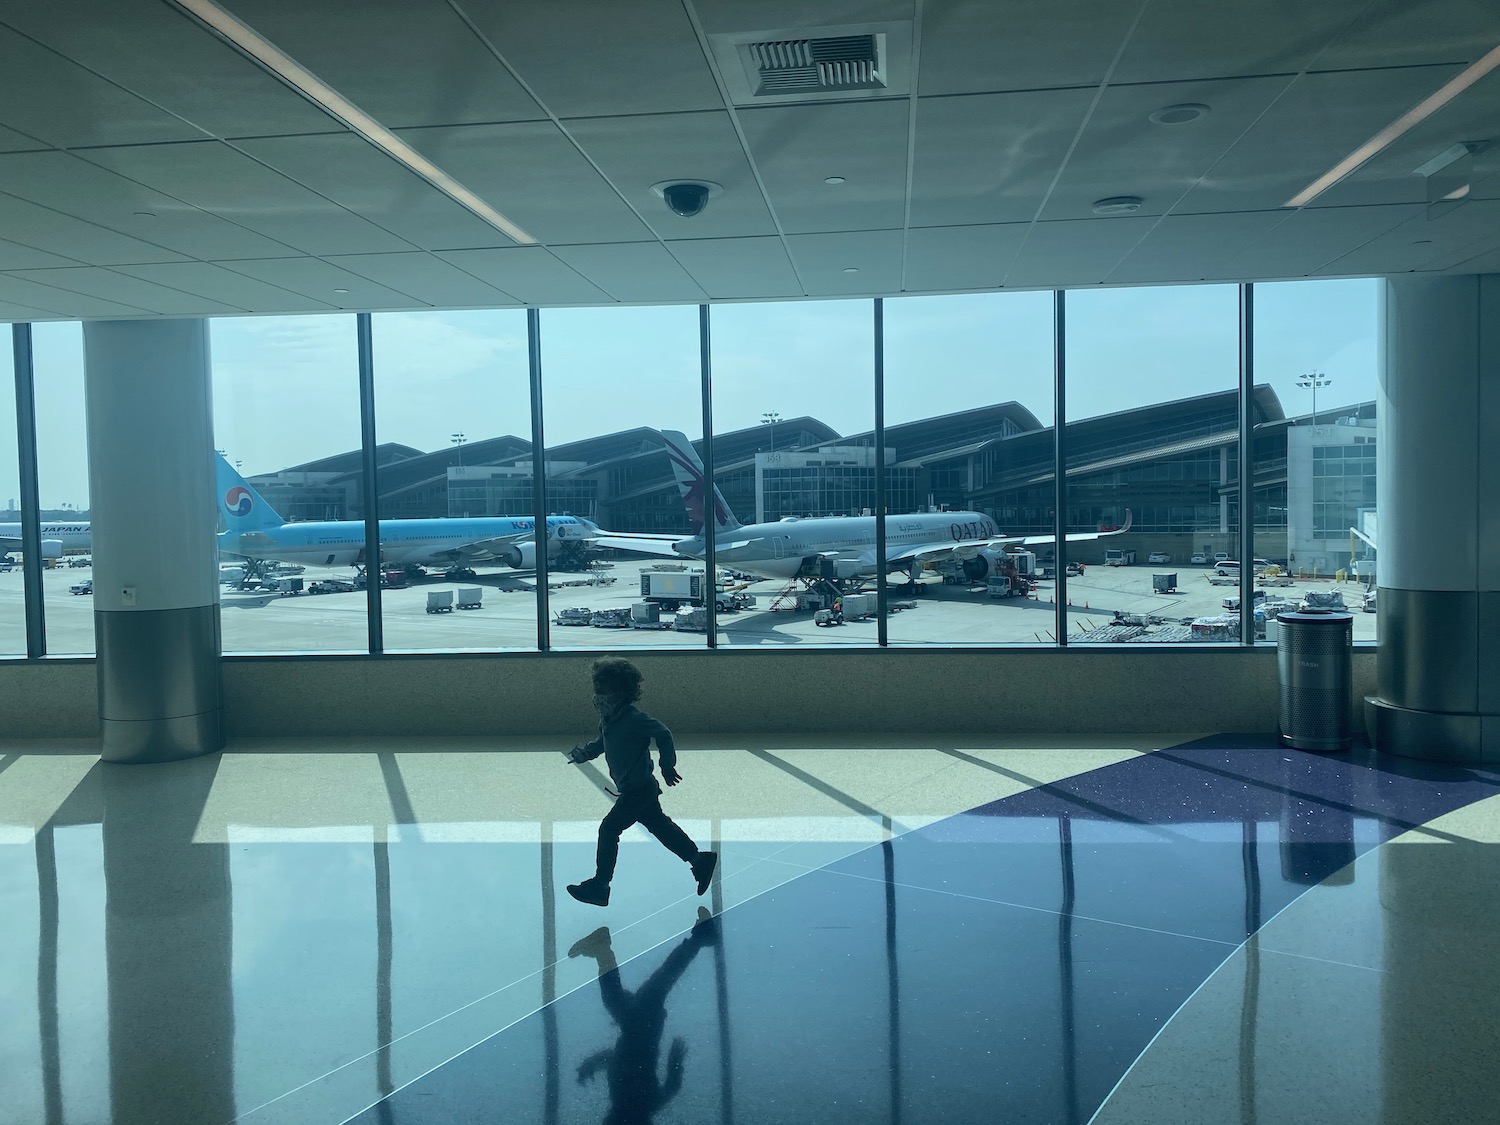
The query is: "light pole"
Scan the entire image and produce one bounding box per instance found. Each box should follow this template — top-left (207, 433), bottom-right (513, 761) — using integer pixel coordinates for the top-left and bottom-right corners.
top-left (451, 432), bottom-right (467, 467)
top-left (1295, 371), bottom-right (1332, 430)
top-left (760, 411), bottom-right (780, 453)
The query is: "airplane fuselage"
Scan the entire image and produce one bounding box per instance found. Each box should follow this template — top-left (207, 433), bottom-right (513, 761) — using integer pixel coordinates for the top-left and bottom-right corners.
top-left (220, 515), bottom-right (593, 569)
top-left (0, 521), bottom-right (92, 555)
top-left (674, 511), bottom-right (998, 580)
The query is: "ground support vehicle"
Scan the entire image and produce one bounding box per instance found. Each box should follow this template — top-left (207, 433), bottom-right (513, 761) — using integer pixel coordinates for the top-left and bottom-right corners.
top-left (425, 590), bottom-right (453, 613)
top-left (70, 578), bottom-right (92, 595)
top-left (309, 578), bottom-right (356, 595)
top-left (814, 607), bottom-right (844, 627)
top-left (1222, 589), bottom-right (1267, 611)
top-left (591, 608), bottom-right (632, 628)
top-left (1207, 573), bottom-right (1238, 586)
top-left (674, 607), bottom-right (709, 632)
top-left (1257, 572), bottom-right (1295, 587)
top-left (1152, 572), bottom-right (1178, 593)
top-left (457, 587), bottom-right (483, 610)
top-left (555, 607), bottom-right (593, 626)
top-left (640, 570), bottom-right (704, 608)
top-left (1363, 590), bottom-right (1377, 613)
top-left (1104, 549), bottom-right (1136, 566)
top-left (630, 602), bottom-right (672, 629)
top-left (840, 592), bottom-right (877, 619)
top-left (1302, 591), bottom-right (1346, 610)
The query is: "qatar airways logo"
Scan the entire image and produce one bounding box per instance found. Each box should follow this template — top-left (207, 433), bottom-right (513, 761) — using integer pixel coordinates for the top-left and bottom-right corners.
top-left (224, 486), bottom-right (253, 516)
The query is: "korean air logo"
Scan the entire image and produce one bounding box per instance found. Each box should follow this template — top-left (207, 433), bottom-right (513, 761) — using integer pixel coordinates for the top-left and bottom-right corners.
top-left (224, 486), bottom-right (253, 516)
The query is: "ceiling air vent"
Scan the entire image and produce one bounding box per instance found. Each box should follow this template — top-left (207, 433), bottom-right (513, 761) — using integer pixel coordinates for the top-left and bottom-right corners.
top-left (746, 34), bottom-right (884, 95)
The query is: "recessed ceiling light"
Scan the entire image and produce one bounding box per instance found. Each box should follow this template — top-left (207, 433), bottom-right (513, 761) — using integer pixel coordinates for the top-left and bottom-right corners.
top-left (842, 267), bottom-right (859, 273)
top-left (133, 211), bottom-right (156, 218)
top-left (333, 288), bottom-right (350, 294)
top-left (1412, 239), bottom-right (1433, 245)
top-left (1092, 196), bottom-right (1143, 216)
top-left (1149, 103), bottom-right (1209, 125)
top-left (824, 176), bottom-right (846, 185)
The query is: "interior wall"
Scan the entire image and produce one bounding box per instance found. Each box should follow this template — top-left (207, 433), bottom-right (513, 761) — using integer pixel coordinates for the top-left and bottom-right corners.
top-left (1, 650), bottom-right (1378, 742)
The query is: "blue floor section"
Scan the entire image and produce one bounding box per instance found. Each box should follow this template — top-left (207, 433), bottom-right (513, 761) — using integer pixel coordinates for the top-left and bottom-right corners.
top-left (346, 738), bottom-right (1500, 1125)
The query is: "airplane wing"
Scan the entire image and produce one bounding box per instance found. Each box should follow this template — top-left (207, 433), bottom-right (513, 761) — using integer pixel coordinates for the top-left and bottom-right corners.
top-left (987, 508), bottom-right (1134, 549)
top-left (885, 510), bottom-right (1134, 564)
top-left (592, 534), bottom-right (688, 558)
top-left (0, 535), bottom-right (21, 552)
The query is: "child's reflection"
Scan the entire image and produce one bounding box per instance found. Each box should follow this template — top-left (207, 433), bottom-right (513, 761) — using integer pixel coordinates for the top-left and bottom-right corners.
top-left (568, 908), bottom-right (718, 1125)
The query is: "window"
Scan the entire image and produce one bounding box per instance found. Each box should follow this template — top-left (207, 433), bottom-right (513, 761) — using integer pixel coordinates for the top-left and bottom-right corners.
top-left (882, 292), bottom-right (1056, 645)
top-left (211, 315), bottom-right (366, 653)
top-left (1, 329), bottom-right (21, 654)
top-left (371, 311), bottom-right (533, 652)
top-left (1063, 286), bottom-right (1240, 644)
top-left (709, 301), bottom-right (875, 647)
top-left (31, 324), bottom-right (91, 655)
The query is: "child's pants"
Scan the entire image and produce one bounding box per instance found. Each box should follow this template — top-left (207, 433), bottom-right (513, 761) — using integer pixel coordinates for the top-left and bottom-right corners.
top-left (594, 789), bottom-right (698, 883)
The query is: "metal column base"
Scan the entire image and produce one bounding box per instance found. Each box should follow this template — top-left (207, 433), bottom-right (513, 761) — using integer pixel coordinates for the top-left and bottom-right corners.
top-left (1365, 696), bottom-right (1498, 764)
top-left (96, 604), bottom-right (224, 764)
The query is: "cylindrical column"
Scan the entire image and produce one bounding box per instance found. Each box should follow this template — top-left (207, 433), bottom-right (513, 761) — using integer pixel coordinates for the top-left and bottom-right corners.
top-left (84, 320), bottom-right (223, 763)
top-left (1366, 274), bottom-right (1500, 762)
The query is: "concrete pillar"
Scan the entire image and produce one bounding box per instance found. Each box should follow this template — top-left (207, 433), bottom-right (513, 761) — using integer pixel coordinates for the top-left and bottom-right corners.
top-left (84, 320), bottom-right (223, 763)
top-left (1365, 275), bottom-right (1500, 762)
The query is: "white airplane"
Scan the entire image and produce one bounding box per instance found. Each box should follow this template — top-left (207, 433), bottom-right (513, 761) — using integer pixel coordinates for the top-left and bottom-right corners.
top-left (0, 520), bottom-right (91, 559)
top-left (216, 454), bottom-right (597, 573)
top-left (594, 430), bottom-right (1132, 582)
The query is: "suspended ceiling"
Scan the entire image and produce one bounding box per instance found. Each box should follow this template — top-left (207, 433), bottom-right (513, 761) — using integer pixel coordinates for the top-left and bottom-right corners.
top-left (0, 0), bottom-right (1497, 320)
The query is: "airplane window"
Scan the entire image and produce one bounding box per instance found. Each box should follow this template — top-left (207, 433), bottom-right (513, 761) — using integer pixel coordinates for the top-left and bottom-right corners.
top-left (883, 292), bottom-right (1056, 647)
top-left (709, 300), bottom-right (876, 648)
top-left (539, 305), bottom-right (707, 650)
top-left (0, 327), bottom-right (22, 655)
top-left (371, 310), bottom-right (533, 653)
top-left (31, 323), bottom-right (93, 655)
top-left (211, 314), bottom-right (366, 654)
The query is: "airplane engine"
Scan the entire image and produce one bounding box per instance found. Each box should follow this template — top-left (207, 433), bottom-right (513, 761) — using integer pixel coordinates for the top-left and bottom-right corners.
top-left (962, 555), bottom-right (990, 582)
top-left (500, 541), bottom-right (537, 570)
top-left (834, 558), bottom-right (863, 579)
top-left (41, 538), bottom-right (63, 560)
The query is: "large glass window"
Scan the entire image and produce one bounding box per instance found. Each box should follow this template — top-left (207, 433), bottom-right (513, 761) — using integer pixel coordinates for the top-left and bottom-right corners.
top-left (1, 329), bottom-right (22, 654)
top-left (211, 315), bottom-right (366, 653)
top-left (540, 306), bottom-right (704, 649)
top-left (708, 300), bottom-right (876, 647)
top-left (368, 311), bottom-right (533, 651)
top-left (1254, 279), bottom-right (1379, 643)
top-left (1063, 286), bottom-right (1241, 644)
top-left (882, 292), bottom-right (1056, 644)
top-left (31, 323), bottom-right (92, 655)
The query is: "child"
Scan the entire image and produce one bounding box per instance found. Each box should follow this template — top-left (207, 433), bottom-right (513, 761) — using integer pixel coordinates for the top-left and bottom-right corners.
top-left (565, 657), bottom-right (717, 907)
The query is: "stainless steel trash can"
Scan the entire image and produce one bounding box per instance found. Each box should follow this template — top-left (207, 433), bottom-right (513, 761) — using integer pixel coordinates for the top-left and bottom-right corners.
top-left (1276, 609), bottom-right (1354, 751)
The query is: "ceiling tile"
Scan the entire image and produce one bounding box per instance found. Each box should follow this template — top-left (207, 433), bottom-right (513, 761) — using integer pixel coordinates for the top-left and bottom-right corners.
top-left (458, 0), bottom-right (723, 118)
top-left (918, 0), bottom-right (1140, 95)
top-left (218, 258), bottom-right (425, 309)
top-left (0, 0), bottom-right (337, 139)
top-left (1039, 76), bottom-right (1293, 221)
top-left (219, 0), bottom-right (544, 128)
top-left (236, 134), bottom-right (516, 252)
top-left (551, 243), bottom-right (706, 303)
top-left (0, 194), bottom-right (188, 266)
top-left (565, 112), bottom-right (776, 239)
top-left (0, 238), bottom-right (81, 271)
top-left (0, 273), bottom-right (153, 317)
top-left (739, 100), bottom-right (910, 234)
top-left (1175, 66), bottom-right (1465, 215)
top-left (0, 150), bottom-right (299, 260)
top-left (1113, 0), bottom-right (1367, 84)
top-left (785, 230), bottom-right (904, 295)
top-left (693, 0), bottom-right (915, 35)
top-left (665, 236), bottom-right (802, 299)
top-left (1403, 199), bottom-right (1500, 270)
top-left (0, 24), bottom-right (208, 148)
top-left (7, 267), bottom-right (246, 316)
top-left (1315, 0), bottom-right (1500, 71)
top-left (397, 122), bottom-right (652, 245)
top-left (324, 252), bottom-right (519, 307)
top-left (1003, 216), bottom-right (1156, 288)
top-left (80, 141), bottom-right (416, 256)
top-left (1106, 212), bottom-right (1291, 284)
top-left (435, 247), bottom-right (611, 305)
top-left (0, 123), bottom-right (47, 153)
top-left (1220, 204), bottom-right (1423, 278)
top-left (112, 262), bottom-right (338, 313)
top-left (0, 300), bottom-right (58, 321)
top-left (903, 224), bottom-right (1027, 290)
top-left (911, 89), bottom-right (1095, 227)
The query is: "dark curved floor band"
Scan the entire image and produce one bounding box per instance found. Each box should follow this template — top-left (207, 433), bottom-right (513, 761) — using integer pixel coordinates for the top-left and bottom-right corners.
top-left (346, 736), bottom-right (1500, 1125)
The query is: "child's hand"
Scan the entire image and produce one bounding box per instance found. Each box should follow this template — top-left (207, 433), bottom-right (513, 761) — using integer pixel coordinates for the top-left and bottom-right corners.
top-left (661, 765), bottom-right (682, 786)
top-left (565, 746), bottom-right (586, 764)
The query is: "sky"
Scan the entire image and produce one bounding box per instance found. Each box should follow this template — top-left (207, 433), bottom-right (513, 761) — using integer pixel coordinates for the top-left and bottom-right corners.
top-left (0, 278), bottom-right (1379, 510)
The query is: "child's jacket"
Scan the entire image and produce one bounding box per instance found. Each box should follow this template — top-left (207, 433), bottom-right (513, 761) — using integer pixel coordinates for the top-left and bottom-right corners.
top-left (576, 705), bottom-right (676, 795)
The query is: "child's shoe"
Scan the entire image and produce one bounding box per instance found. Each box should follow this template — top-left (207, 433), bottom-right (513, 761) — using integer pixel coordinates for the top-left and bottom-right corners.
top-left (690, 851), bottom-right (718, 895)
top-left (567, 878), bottom-right (610, 907)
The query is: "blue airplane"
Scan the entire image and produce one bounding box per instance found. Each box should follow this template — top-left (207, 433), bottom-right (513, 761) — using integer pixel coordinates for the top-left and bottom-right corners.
top-left (215, 454), bottom-right (597, 573)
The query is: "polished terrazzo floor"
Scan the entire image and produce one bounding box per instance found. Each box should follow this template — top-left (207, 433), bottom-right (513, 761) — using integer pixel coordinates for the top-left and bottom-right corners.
top-left (2, 733), bottom-right (1499, 1125)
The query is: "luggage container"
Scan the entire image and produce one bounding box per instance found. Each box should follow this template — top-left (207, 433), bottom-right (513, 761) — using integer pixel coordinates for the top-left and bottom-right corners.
top-left (457, 587), bottom-right (483, 609)
top-left (425, 590), bottom-right (453, 613)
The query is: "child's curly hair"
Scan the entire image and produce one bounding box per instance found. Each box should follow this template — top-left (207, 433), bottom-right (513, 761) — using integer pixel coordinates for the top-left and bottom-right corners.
top-left (591, 657), bottom-right (643, 702)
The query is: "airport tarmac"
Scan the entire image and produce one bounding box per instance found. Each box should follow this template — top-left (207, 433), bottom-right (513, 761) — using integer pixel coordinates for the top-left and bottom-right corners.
top-left (1, 558), bottom-right (1378, 656)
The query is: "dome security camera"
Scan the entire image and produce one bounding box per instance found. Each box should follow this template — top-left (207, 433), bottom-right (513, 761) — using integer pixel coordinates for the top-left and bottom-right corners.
top-left (651, 180), bottom-right (722, 218)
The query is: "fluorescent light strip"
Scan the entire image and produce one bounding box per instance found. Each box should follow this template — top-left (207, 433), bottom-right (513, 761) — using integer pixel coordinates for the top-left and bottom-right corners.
top-left (1284, 42), bottom-right (1500, 209)
top-left (172, 0), bottom-right (536, 245)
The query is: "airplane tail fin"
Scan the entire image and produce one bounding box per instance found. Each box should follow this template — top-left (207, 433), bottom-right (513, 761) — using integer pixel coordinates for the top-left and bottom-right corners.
top-left (214, 453), bottom-right (285, 532)
top-left (660, 430), bottom-right (740, 536)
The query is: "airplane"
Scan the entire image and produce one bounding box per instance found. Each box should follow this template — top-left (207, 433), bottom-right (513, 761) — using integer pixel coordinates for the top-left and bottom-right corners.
top-left (0, 520), bottom-right (91, 560)
top-left (215, 454), bottom-right (598, 575)
top-left (594, 430), bottom-right (1132, 583)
